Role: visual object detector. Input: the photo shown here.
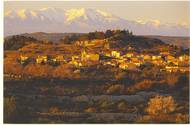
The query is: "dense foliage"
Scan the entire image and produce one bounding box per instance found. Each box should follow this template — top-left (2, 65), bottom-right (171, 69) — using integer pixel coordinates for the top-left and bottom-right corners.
top-left (4, 35), bottom-right (41, 50)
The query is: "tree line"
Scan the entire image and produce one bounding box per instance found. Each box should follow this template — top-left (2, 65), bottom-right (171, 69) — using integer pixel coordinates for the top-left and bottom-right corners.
top-left (60, 29), bottom-right (133, 44)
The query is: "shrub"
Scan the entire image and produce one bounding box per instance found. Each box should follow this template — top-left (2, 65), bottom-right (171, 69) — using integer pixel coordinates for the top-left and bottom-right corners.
top-left (117, 101), bottom-right (128, 112)
top-left (48, 106), bottom-right (60, 113)
top-left (166, 74), bottom-right (179, 86)
top-left (146, 96), bottom-right (177, 115)
top-left (106, 84), bottom-right (125, 94)
top-left (84, 107), bottom-right (96, 113)
top-left (127, 80), bottom-right (153, 93)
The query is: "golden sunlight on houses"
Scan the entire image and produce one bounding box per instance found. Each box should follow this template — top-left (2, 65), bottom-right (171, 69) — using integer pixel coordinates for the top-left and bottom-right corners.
top-left (54, 55), bottom-right (65, 62)
top-left (119, 62), bottom-right (138, 71)
top-left (125, 52), bottom-right (137, 58)
top-left (152, 55), bottom-right (162, 60)
top-left (20, 55), bottom-right (29, 64)
top-left (111, 51), bottom-right (120, 58)
top-left (36, 55), bottom-right (47, 64)
top-left (178, 55), bottom-right (189, 62)
top-left (69, 60), bottom-right (82, 68)
top-left (81, 50), bottom-right (99, 62)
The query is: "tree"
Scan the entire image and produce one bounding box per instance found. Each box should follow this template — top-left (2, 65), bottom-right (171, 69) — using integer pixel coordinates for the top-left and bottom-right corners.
top-left (105, 30), bottom-right (113, 38)
top-left (78, 34), bottom-right (89, 41)
top-left (94, 31), bottom-right (105, 39)
top-left (4, 35), bottom-right (39, 50)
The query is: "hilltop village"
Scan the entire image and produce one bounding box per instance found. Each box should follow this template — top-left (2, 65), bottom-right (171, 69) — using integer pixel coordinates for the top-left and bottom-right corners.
top-left (5, 38), bottom-right (189, 76)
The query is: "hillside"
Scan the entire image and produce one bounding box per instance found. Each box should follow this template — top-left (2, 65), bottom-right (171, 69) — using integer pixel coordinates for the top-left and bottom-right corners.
top-left (4, 30), bottom-right (168, 51)
top-left (20, 32), bottom-right (82, 43)
top-left (146, 35), bottom-right (190, 48)
top-left (4, 35), bottom-right (42, 50)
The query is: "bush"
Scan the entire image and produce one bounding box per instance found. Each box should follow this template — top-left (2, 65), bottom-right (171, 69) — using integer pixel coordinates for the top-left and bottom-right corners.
top-left (106, 84), bottom-right (125, 94)
top-left (166, 74), bottom-right (179, 86)
top-left (127, 80), bottom-right (153, 93)
top-left (117, 101), bottom-right (128, 112)
top-left (84, 107), bottom-right (96, 113)
top-left (146, 96), bottom-right (177, 115)
top-left (48, 106), bottom-right (60, 114)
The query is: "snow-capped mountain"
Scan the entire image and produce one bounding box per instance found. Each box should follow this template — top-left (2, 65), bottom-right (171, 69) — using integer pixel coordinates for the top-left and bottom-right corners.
top-left (4, 8), bottom-right (189, 36)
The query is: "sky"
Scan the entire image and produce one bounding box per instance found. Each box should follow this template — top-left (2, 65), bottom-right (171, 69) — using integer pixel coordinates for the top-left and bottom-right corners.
top-left (4, 1), bottom-right (190, 26)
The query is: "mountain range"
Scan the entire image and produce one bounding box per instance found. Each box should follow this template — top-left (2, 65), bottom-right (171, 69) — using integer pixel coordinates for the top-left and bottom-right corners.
top-left (4, 8), bottom-right (190, 36)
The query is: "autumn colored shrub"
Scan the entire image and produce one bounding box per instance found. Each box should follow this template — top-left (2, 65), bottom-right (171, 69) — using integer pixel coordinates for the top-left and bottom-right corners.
top-left (145, 96), bottom-right (177, 115)
top-left (127, 80), bottom-right (154, 93)
top-left (117, 101), bottom-right (128, 112)
top-left (84, 107), bottom-right (96, 113)
top-left (106, 84), bottom-right (125, 94)
top-left (138, 113), bottom-right (189, 123)
top-left (99, 100), bottom-right (115, 112)
top-left (136, 80), bottom-right (153, 90)
top-left (166, 74), bottom-right (179, 86)
top-left (48, 106), bottom-right (60, 114)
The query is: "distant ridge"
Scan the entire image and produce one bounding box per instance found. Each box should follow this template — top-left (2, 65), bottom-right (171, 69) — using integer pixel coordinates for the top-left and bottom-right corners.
top-left (4, 8), bottom-right (189, 36)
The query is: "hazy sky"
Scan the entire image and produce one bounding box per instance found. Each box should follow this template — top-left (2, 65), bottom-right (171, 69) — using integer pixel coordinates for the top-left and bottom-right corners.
top-left (4, 1), bottom-right (190, 26)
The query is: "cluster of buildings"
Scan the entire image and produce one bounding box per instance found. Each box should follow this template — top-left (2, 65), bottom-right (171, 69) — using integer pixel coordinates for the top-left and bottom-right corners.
top-left (101, 50), bottom-right (189, 73)
top-left (18, 48), bottom-right (189, 73)
top-left (18, 39), bottom-right (189, 73)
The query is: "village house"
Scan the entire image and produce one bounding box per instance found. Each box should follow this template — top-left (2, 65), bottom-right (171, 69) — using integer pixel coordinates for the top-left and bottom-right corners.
top-left (72, 55), bottom-right (80, 61)
top-left (55, 55), bottom-right (65, 62)
top-left (178, 55), bottom-right (189, 62)
top-left (152, 55), bottom-right (162, 60)
top-left (125, 52), bottom-right (137, 58)
top-left (152, 60), bottom-right (165, 66)
top-left (52, 55), bottom-right (65, 63)
top-left (81, 50), bottom-right (99, 62)
top-left (36, 55), bottom-right (48, 64)
top-left (119, 62), bottom-right (128, 70)
top-left (165, 66), bottom-right (179, 72)
top-left (119, 62), bottom-right (138, 71)
top-left (179, 67), bottom-right (189, 73)
top-left (19, 55), bottom-right (29, 64)
top-left (160, 51), bottom-right (170, 56)
top-left (111, 51), bottom-right (120, 58)
top-left (69, 60), bottom-right (82, 68)
top-left (141, 54), bottom-right (151, 61)
top-left (165, 55), bottom-right (177, 65)
top-left (103, 61), bottom-right (117, 67)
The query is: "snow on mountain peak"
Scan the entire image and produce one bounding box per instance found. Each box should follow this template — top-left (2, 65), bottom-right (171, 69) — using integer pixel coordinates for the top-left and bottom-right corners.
top-left (17, 9), bottom-right (27, 19)
top-left (65, 8), bottom-right (87, 22)
top-left (96, 9), bottom-right (112, 17)
top-left (4, 7), bottom-right (189, 36)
